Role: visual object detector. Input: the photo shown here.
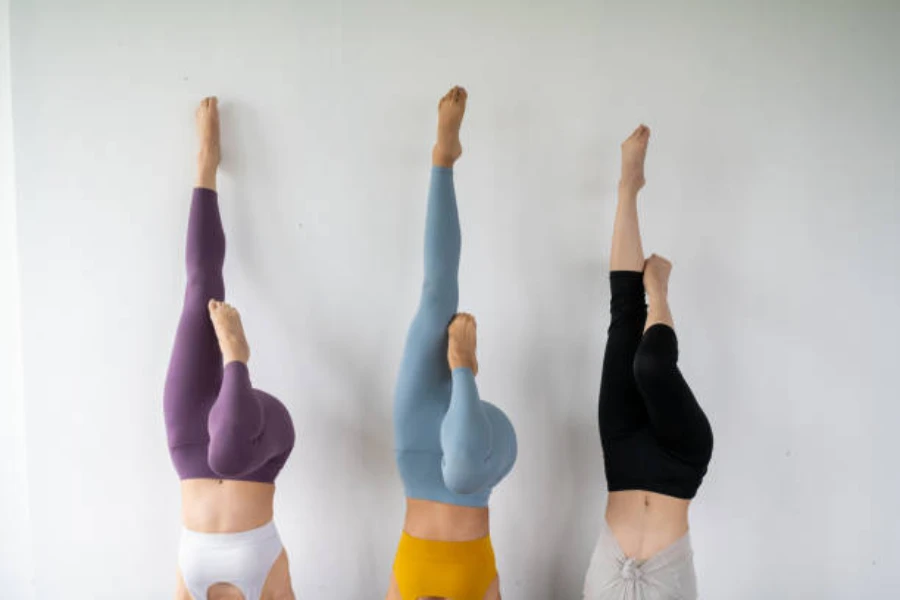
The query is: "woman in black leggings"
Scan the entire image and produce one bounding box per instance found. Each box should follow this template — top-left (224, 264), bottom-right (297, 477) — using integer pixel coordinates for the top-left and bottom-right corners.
top-left (583, 126), bottom-right (714, 599)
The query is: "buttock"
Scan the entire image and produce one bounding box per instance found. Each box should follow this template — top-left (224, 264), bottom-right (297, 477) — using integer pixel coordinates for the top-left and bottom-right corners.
top-left (602, 428), bottom-right (709, 500)
top-left (392, 532), bottom-right (497, 600)
top-left (178, 521), bottom-right (283, 600)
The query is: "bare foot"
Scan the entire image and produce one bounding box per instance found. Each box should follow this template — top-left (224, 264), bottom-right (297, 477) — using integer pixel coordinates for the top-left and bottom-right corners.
top-left (208, 300), bottom-right (251, 365)
top-left (620, 124), bottom-right (650, 193)
top-left (643, 253), bottom-right (672, 299)
top-left (196, 97), bottom-right (220, 189)
top-left (433, 86), bottom-right (467, 168)
top-left (643, 254), bottom-right (675, 331)
top-left (448, 312), bottom-right (479, 375)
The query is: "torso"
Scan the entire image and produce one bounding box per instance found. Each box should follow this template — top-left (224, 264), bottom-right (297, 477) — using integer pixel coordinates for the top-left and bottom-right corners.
top-left (402, 498), bottom-right (490, 541)
top-left (181, 479), bottom-right (276, 532)
top-left (385, 499), bottom-right (500, 600)
top-left (175, 479), bottom-right (294, 600)
top-left (605, 490), bottom-right (690, 560)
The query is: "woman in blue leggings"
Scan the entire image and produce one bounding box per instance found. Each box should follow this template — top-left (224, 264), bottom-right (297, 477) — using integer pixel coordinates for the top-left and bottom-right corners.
top-left (386, 87), bottom-right (518, 600)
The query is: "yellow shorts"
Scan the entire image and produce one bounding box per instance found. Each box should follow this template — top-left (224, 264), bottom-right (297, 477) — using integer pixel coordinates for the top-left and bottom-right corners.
top-left (392, 532), bottom-right (497, 600)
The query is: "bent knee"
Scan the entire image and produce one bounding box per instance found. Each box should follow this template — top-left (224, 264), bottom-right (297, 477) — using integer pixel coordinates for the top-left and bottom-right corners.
top-left (207, 440), bottom-right (254, 478)
top-left (632, 349), bottom-right (675, 384)
top-left (442, 454), bottom-right (489, 495)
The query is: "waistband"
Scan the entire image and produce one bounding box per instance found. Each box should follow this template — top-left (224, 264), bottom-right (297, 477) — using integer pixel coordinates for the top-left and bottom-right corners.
top-left (396, 531), bottom-right (495, 564)
top-left (181, 520), bottom-right (280, 547)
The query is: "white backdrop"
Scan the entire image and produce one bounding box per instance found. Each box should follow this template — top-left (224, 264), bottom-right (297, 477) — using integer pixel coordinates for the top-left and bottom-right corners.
top-left (1, 0), bottom-right (35, 597)
top-left (5, 1), bottom-right (900, 598)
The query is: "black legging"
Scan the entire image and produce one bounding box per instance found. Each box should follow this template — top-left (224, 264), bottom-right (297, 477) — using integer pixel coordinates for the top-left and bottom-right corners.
top-left (598, 271), bottom-right (714, 500)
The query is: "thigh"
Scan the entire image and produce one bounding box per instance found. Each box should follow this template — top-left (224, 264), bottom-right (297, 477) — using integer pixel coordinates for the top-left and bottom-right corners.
top-left (394, 304), bottom-right (453, 451)
top-left (481, 402), bottom-right (517, 486)
top-left (255, 391), bottom-right (296, 462)
top-left (261, 550), bottom-right (295, 600)
top-left (385, 574), bottom-right (402, 600)
top-left (164, 299), bottom-right (222, 451)
top-left (598, 334), bottom-right (648, 442)
top-left (174, 568), bottom-right (192, 600)
top-left (598, 272), bottom-right (650, 443)
top-left (483, 575), bottom-right (501, 600)
top-left (634, 327), bottom-right (713, 467)
top-left (643, 366), bottom-right (713, 467)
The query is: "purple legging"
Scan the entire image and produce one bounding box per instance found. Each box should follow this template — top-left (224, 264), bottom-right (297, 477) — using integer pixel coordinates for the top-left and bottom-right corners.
top-left (163, 188), bottom-right (294, 483)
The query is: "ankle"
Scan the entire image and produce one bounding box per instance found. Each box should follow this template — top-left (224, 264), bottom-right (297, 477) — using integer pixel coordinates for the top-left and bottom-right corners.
top-left (221, 339), bottom-right (250, 365)
top-left (646, 294), bottom-right (669, 316)
top-left (432, 146), bottom-right (457, 169)
top-left (196, 172), bottom-right (217, 190)
top-left (448, 350), bottom-right (477, 372)
top-left (618, 179), bottom-right (643, 196)
top-left (196, 164), bottom-right (217, 190)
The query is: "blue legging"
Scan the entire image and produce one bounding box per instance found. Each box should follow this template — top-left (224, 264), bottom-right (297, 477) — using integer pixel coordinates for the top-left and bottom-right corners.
top-left (393, 167), bottom-right (517, 508)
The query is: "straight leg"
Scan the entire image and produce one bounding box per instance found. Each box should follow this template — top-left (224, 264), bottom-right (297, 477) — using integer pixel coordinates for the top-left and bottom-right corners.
top-left (163, 98), bottom-right (225, 478)
top-left (394, 88), bottom-right (467, 452)
top-left (599, 125), bottom-right (654, 445)
top-left (393, 166), bottom-right (461, 450)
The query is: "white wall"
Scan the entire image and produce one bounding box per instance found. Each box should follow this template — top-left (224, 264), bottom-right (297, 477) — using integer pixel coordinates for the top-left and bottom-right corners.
top-left (0, 0), bottom-right (35, 596)
top-left (7, 0), bottom-right (900, 598)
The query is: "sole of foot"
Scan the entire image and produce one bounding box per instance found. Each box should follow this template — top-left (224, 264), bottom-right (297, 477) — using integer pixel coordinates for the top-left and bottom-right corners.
top-left (433, 86), bottom-right (467, 168)
top-left (208, 299), bottom-right (251, 365)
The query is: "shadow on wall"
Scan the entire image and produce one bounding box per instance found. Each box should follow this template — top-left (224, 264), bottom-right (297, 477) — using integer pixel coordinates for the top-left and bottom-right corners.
top-left (214, 107), bottom-right (401, 591)
top-left (552, 260), bottom-right (608, 598)
top-left (298, 316), bottom-right (399, 589)
top-left (505, 257), bottom-right (607, 598)
top-left (220, 99), bottom-right (278, 269)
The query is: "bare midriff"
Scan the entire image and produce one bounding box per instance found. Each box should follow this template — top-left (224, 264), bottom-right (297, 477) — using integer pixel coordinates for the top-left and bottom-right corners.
top-left (605, 490), bottom-right (690, 560)
top-left (180, 478), bottom-right (276, 533)
top-left (403, 498), bottom-right (490, 541)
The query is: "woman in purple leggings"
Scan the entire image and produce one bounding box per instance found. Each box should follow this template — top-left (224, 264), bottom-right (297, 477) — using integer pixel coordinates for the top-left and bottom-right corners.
top-left (164, 97), bottom-right (296, 600)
